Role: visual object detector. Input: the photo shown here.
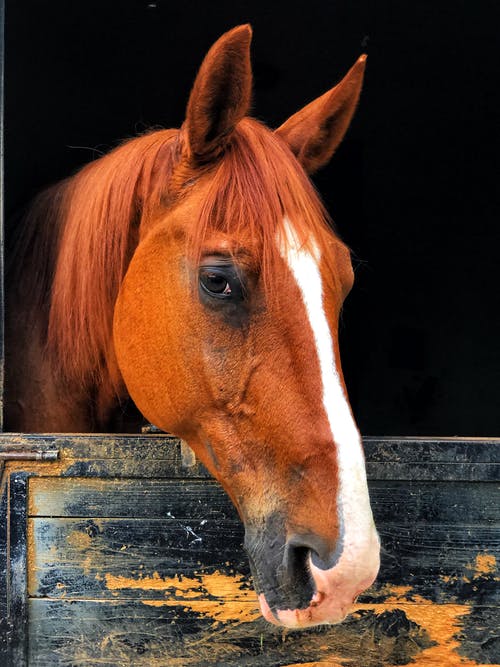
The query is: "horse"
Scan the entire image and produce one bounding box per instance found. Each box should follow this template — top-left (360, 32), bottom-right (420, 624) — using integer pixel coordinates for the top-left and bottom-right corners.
top-left (4, 25), bottom-right (379, 628)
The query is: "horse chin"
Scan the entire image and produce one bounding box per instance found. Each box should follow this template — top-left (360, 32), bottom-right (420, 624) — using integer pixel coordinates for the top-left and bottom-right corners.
top-left (258, 592), bottom-right (349, 628)
top-left (257, 537), bottom-right (380, 629)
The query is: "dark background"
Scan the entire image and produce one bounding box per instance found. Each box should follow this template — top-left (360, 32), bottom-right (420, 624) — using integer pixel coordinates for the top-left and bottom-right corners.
top-left (4, 1), bottom-right (499, 436)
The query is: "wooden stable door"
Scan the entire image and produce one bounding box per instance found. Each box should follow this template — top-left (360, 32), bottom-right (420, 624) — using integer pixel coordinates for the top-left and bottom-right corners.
top-left (1, 435), bottom-right (498, 665)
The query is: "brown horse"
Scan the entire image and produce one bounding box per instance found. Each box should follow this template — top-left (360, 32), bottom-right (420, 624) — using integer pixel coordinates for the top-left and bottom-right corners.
top-left (5, 25), bottom-right (379, 627)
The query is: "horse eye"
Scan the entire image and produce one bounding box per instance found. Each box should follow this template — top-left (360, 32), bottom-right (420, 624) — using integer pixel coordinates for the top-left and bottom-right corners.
top-left (199, 269), bottom-right (232, 296)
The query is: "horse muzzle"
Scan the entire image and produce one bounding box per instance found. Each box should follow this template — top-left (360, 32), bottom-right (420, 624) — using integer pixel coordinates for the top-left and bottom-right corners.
top-left (245, 516), bottom-right (380, 628)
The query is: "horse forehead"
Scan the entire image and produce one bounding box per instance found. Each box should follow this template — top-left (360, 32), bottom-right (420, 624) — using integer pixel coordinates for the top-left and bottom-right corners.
top-left (276, 215), bottom-right (344, 349)
top-left (278, 217), bottom-right (321, 263)
top-left (277, 217), bottom-right (332, 301)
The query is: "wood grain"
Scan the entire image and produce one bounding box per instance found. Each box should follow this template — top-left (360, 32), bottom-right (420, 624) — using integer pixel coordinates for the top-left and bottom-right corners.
top-left (0, 435), bottom-right (498, 665)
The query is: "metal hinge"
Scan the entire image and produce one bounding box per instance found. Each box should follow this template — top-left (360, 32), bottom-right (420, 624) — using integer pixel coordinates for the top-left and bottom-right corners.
top-left (0, 449), bottom-right (59, 461)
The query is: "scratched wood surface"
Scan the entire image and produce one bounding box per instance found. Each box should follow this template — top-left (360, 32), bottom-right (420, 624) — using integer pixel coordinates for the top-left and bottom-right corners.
top-left (1, 435), bottom-right (499, 666)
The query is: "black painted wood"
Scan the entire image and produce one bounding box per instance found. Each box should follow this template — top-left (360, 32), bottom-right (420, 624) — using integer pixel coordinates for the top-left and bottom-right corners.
top-left (27, 488), bottom-right (500, 606)
top-left (26, 598), bottom-right (437, 667)
top-left (28, 478), bottom-right (230, 519)
top-left (28, 477), bottom-right (499, 524)
top-left (0, 471), bottom-right (8, 656)
top-left (27, 600), bottom-right (499, 667)
top-left (1, 434), bottom-right (499, 480)
top-left (6, 473), bottom-right (28, 666)
top-left (29, 516), bottom-right (247, 599)
top-left (0, 435), bottom-right (498, 665)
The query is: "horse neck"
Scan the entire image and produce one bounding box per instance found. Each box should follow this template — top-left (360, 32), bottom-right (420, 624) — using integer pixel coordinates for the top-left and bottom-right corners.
top-left (4, 286), bottom-right (126, 433)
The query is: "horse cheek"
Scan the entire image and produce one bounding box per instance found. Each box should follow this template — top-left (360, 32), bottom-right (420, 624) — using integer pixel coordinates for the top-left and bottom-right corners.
top-left (112, 242), bottom-right (198, 435)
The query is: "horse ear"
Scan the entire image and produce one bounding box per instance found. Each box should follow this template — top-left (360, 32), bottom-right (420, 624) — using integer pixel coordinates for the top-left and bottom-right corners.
top-left (276, 55), bottom-right (367, 174)
top-left (185, 25), bottom-right (253, 164)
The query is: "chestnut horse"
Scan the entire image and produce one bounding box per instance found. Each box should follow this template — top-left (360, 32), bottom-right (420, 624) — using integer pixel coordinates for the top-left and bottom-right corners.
top-left (5, 26), bottom-right (379, 627)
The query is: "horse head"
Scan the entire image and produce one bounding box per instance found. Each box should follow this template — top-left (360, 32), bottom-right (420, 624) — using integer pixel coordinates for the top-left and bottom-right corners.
top-left (113, 25), bottom-right (379, 628)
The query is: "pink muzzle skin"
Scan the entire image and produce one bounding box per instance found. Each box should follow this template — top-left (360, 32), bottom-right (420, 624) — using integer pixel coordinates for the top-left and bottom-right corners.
top-left (258, 531), bottom-right (381, 628)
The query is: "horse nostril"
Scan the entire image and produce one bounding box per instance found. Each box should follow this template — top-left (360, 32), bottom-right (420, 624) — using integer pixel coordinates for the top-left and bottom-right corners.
top-left (282, 544), bottom-right (311, 590)
top-left (286, 533), bottom-right (341, 571)
top-left (281, 543), bottom-right (314, 609)
top-left (244, 523), bottom-right (340, 613)
top-left (245, 523), bottom-right (315, 612)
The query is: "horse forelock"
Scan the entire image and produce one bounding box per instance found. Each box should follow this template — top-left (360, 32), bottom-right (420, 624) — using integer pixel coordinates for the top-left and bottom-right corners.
top-left (190, 118), bottom-right (340, 295)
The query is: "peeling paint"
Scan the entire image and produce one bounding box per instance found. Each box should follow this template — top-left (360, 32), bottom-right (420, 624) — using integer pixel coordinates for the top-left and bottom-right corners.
top-left (1, 458), bottom-right (69, 499)
top-left (353, 584), bottom-right (492, 667)
top-left (66, 530), bottom-right (93, 550)
top-left (106, 570), bottom-right (260, 624)
top-left (470, 553), bottom-right (497, 579)
top-left (28, 475), bottom-right (112, 515)
top-left (64, 525), bottom-right (104, 576)
top-left (7, 435), bottom-right (498, 665)
top-left (387, 605), bottom-right (477, 666)
top-left (282, 662), bottom-right (347, 667)
top-left (440, 552), bottom-right (499, 589)
top-left (106, 575), bottom-right (493, 663)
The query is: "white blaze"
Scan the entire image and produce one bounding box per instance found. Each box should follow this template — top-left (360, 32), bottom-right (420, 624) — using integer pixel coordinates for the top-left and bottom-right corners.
top-left (278, 217), bottom-right (379, 623)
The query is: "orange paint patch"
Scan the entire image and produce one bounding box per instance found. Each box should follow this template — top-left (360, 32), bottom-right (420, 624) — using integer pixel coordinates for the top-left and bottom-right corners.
top-left (353, 584), bottom-right (490, 667)
top-left (470, 553), bottom-right (497, 579)
top-left (66, 530), bottom-right (93, 550)
top-left (382, 584), bottom-right (414, 602)
top-left (26, 521), bottom-right (36, 596)
top-left (66, 527), bottom-right (104, 576)
top-left (396, 605), bottom-right (477, 666)
top-left (439, 552), bottom-right (498, 590)
top-left (282, 662), bottom-right (347, 667)
top-left (105, 570), bottom-right (260, 624)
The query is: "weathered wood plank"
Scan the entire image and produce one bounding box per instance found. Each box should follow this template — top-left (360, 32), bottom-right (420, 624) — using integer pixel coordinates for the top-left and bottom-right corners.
top-left (364, 438), bottom-right (499, 482)
top-left (366, 462), bottom-right (500, 482)
top-left (28, 517), bottom-right (247, 600)
top-left (7, 473), bottom-right (29, 665)
top-left (28, 599), bottom-right (499, 666)
top-left (370, 481), bottom-right (500, 524)
top-left (28, 477), bottom-right (500, 525)
top-left (28, 515), bottom-right (499, 605)
top-left (372, 529), bottom-right (499, 605)
top-left (363, 438), bottom-right (500, 463)
top-left (0, 476), bottom-right (9, 656)
top-left (0, 434), bottom-right (210, 480)
top-left (28, 478), bottom-right (234, 519)
top-left (1, 434), bottom-right (499, 480)
top-left (1, 436), bottom-right (498, 665)
top-left (2, 434), bottom-right (498, 463)
top-left (0, 434), bottom-right (181, 460)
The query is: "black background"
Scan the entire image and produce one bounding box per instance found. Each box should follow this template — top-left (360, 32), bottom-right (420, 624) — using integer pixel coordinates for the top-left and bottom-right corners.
top-left (4, 1), bottom-right (499, 435)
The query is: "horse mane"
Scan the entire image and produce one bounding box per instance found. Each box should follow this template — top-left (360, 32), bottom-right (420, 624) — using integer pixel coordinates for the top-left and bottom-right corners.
top-left (8, 128), bottom-right (181, 400)
top-left (10, 117), bottom-right (338, 404)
